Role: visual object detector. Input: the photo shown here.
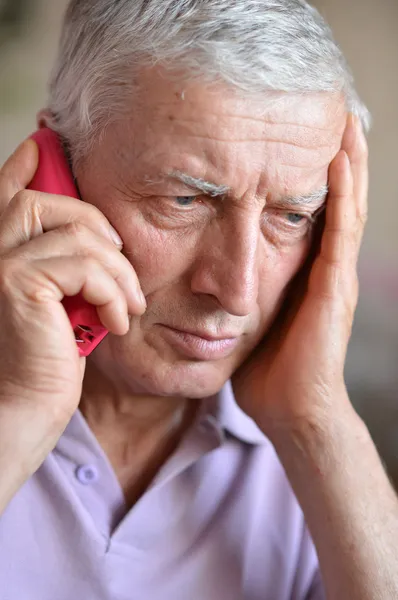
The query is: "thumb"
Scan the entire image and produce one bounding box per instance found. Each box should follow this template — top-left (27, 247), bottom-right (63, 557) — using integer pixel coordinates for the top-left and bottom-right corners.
top-left (0, 139), bottom-right (39, 210)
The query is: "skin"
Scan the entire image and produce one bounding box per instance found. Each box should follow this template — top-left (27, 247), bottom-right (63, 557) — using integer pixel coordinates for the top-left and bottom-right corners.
top-left (2, 67), bottom-right (398, 599)
top-left (76, 70), bottom-right (345, 401)
top-left (72, 71), bottom-right (345, 494)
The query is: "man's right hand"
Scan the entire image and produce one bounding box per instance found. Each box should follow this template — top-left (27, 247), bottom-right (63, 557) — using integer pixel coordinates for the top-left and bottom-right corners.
top-left (0, 139), bottom-right (146, 513)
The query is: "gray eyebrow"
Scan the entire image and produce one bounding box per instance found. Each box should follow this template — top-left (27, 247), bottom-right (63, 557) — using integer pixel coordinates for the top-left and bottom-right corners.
top-left (282, 184), bottom-right (329, 207)
top-left (170, 171), bottom-right (230, 197)
top-left (170, 171), bottom-right (328, 207)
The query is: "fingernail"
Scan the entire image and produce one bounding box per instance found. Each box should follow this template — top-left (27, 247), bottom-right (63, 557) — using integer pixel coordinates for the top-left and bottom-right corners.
top-left (341, 150), bottom-right (350, 167)
top-left (349, 113), bottom-right (367, 150)
top-left (343, 114), bottom-right (356, 148)
top-left (139, 289), bottom-right (147, 308)
top-left (354, 114), bottom-right (362, 131)
top-left (109, 226), bottom-right (123, 247)
top-left (347, 113), bottom-right (356, 132)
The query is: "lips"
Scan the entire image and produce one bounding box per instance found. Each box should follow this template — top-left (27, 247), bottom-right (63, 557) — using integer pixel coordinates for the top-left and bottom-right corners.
top-left (159, 325), bottom-right (240, 360)
top-left (172, 327), bottom-right (239, 341)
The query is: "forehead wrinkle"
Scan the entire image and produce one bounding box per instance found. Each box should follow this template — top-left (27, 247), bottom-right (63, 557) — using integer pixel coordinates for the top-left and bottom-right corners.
top-left (170, 171), bottom-right (230, 197)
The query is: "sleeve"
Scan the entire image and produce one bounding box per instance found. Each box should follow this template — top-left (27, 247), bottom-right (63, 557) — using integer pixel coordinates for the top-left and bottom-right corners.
top-left (291, 523), bottom-right (326, 600)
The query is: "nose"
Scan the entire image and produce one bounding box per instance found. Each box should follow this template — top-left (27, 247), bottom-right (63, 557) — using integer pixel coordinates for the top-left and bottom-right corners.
top-left (190, 217), bottom-right (260, 317)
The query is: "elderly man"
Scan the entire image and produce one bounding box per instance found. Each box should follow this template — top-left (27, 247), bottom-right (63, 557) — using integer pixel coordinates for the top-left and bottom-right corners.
top-left (0, 0), bottom-right (397, 598)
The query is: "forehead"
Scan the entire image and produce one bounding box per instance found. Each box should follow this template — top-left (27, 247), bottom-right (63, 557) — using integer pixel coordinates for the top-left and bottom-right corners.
top-left (110, 67), bottom-right (347, 198)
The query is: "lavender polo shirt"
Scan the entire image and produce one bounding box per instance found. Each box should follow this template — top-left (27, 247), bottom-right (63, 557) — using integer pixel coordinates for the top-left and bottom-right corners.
top-left (0, 381), bottom-right (325, 599)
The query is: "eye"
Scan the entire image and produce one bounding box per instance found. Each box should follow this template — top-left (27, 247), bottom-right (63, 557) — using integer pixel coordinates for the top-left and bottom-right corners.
top-left (175, 196), bottom-right (198, 206)
top-left (285, 212), bottom-right (306, 224)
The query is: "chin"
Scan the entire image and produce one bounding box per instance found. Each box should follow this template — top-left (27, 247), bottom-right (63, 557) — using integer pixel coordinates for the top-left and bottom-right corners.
top-left (91, 333), bottom-right (242, 399)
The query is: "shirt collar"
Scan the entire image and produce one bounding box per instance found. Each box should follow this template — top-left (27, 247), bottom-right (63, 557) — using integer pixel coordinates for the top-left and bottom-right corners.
top-left (208, 380), bottom-right (269, 446)
top-left (58, 379), bottom-right (268, 461)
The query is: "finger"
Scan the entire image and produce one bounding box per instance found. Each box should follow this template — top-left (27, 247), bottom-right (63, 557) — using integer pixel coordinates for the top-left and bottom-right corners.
top-left (6, 223), bottom-right (146, 316)
top-left (0, 140), bottom-right (39, 210)
top-left (23, 256), bottom-right (130, 335)
top-left (341, 114), bottom-right (369, 235)
top-left (311, 150), bottom-right (356, 297)
top-left (323, 149), bottom-right (355, 258)
top-left (0, 189), bottom-right (123, 251)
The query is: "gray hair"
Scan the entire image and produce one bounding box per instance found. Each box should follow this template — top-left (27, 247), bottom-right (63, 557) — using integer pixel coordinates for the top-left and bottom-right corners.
top-left (47, 0), bottom-right (370, 163)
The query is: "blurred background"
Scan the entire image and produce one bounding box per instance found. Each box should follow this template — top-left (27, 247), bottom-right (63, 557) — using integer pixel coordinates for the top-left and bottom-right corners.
top-left (0, 1), bottom-right (397, 479)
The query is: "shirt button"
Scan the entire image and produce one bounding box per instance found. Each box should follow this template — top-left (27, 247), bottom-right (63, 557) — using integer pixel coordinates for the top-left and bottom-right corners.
top-left (75, 464), bottom-right (99, 485)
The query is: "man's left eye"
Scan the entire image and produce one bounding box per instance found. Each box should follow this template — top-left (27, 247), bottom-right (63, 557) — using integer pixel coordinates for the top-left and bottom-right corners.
top-left (175, 196), bottom-right (197, 206)
top-left (285, 212), bottom-right (306, 224)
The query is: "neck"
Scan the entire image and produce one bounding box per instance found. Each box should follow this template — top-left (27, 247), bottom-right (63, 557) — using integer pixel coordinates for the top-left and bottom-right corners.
top-left (80, 358), bottom-right (199, 508)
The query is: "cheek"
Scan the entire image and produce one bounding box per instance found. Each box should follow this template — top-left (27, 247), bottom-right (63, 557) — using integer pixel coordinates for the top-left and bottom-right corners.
top-left (257, 237), bottom-right (311, 321)
top-left (115, 213), bottom-right (197, 295)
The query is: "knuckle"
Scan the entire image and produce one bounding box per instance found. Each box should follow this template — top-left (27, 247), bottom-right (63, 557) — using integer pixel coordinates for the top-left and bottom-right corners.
top-left (62, 220), bottom-right (90, 240)
top-left (10, 189), bottom-right (36, 211)
top-left (60, 222), bottom-right (107, 258)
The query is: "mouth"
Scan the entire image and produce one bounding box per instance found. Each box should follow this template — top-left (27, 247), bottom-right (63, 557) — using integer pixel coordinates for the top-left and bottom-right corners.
top-left (158, 325), bottom-right (240, 361)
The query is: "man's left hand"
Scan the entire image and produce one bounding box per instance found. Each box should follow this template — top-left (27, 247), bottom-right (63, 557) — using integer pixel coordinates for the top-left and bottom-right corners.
top-left (232, 114), bottom-right (368, 441)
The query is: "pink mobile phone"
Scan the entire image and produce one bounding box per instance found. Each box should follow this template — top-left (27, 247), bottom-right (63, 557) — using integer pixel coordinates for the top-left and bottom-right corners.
top-left (27, 128), bottom-right (108, 357)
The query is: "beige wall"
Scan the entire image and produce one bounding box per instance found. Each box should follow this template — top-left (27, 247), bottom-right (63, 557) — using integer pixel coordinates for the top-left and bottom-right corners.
top-left (312, 0), bottom-right (398, 480)
top-left (1, 0), bottom-right (398, 477)
top-left (0, 0), bottom-right (65, 162)
top-left (313, 0), bottom-right (398, 258)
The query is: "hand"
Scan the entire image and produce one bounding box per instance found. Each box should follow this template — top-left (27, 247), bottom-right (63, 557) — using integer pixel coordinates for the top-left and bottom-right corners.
top-left (0, 139), bottom-right (146, 509)
top-left (232, 114), bottom-right (368, 439)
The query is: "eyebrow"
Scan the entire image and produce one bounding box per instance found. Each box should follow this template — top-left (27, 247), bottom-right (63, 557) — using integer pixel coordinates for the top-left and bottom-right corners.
top-left (280, 185), bottom-right (329, 207)
top-left (169, 171), bottom-right (230, 197)
top-left (169, 170), bottom-right (328, 207)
